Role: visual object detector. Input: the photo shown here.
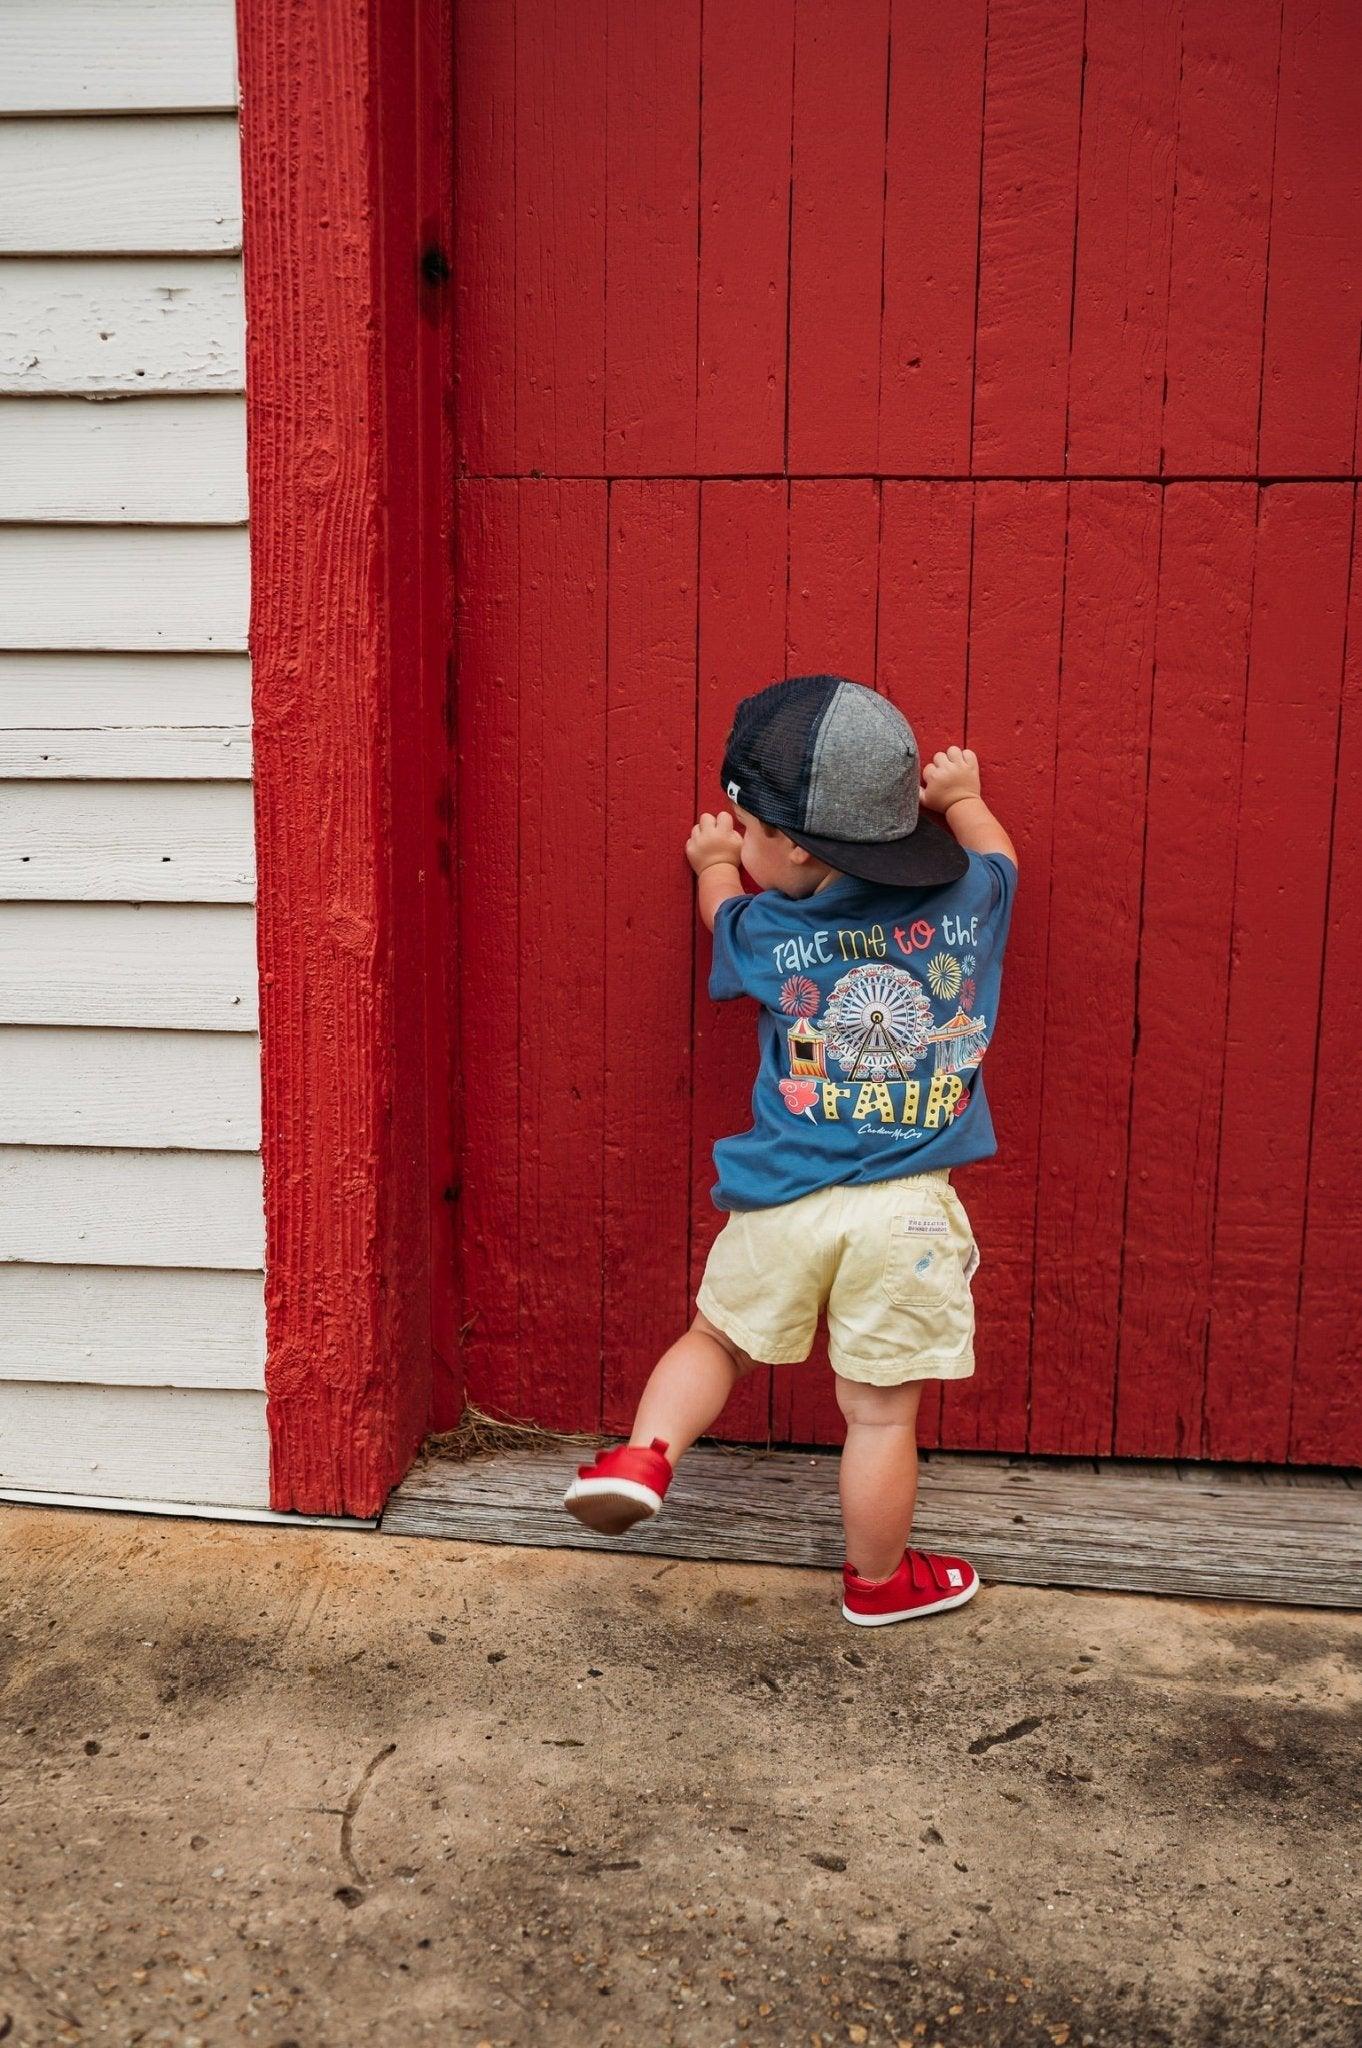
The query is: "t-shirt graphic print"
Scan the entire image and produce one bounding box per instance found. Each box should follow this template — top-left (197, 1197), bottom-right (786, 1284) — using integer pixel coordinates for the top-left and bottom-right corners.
top-left (707, 850), bottom-right (1017, 1211)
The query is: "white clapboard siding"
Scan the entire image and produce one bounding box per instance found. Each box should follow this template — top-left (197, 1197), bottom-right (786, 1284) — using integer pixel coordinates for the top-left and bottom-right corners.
top-left (0, 1028), bottom-right (261, 1149)
top-left (0, 1384), bottom-right (269, 1507)
top-left (0, 258), bottom-right (245, 394)
top-left (0, 2), bottom-right (238, 116)
top-left (0, 118), bottom-right (242, 255)
top-left (0, 527), bottom-right (248, 650)
top-left (0, 13), bottom-right (266, 1512)
top-left (0, 399), bottom-right (248, 524)
top-left (0, 1147), bottom-right (264, 1268)
top-left (0, 1265), bottom-right (265, 1390)
top-left (0, 651), bottom-right (251, 779)
top-left (0, 904), bottom-right (258, 1030)
top-left (0, 782), bottom-right (256, 901)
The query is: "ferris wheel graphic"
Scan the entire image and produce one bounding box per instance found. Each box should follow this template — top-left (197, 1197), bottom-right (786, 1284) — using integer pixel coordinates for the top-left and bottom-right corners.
top-left (821, 963), bottom-right (935, 1081)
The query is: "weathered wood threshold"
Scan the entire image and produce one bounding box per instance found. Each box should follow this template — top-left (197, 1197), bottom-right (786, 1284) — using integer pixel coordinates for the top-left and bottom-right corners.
top-left (381, 1445), bottom-right (1362, 1610)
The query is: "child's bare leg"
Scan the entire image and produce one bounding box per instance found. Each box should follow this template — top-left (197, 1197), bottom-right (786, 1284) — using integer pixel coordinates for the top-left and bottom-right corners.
top-left (835, 1375), bottom-right (925, 1581)
top-left (628, 1311), bottom-right (756, 1461)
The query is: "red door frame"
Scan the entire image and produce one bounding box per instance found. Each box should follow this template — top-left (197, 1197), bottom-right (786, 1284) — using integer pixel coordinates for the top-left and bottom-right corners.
top-left (237, 0), bottom-right (460, 1515)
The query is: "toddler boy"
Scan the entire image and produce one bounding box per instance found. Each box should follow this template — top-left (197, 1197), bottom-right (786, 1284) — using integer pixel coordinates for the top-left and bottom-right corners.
top-left (565, 675), bottom-right (1017, 1625)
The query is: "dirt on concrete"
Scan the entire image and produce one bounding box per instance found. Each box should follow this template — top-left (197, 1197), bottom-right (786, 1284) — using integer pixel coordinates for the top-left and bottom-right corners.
top-left (0, 1505), bottom-right (1360, 2047)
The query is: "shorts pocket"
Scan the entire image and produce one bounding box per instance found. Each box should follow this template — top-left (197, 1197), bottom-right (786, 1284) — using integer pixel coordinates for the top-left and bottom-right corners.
top-left (880, 1199), bottom-right (961, 1308)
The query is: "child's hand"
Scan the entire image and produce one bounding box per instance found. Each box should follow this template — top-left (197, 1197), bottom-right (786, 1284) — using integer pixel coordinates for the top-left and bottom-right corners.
top-left (920, 745), bottom-right (983, 814)
top-left (686, 810), bottom-right (744, 875)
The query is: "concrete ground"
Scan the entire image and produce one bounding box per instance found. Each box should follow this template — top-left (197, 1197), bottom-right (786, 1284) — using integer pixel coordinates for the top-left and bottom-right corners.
top-left (1, 1508), bottom-right (1359, 2048)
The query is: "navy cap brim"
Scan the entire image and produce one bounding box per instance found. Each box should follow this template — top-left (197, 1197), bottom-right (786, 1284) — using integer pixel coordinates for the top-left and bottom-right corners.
top-left (787, 807), bottom-right (969, 889)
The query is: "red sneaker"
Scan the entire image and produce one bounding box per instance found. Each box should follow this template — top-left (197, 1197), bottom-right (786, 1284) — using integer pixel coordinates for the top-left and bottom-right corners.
top-left (842, 1548), bottom-right (979, 1625)
top-left (563, 1438), bottom-right (674, 1535)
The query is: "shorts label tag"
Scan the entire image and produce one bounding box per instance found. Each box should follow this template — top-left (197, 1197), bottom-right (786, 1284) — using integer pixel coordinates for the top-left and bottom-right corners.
top-left (897, 1215), bottom-right (948, 1236)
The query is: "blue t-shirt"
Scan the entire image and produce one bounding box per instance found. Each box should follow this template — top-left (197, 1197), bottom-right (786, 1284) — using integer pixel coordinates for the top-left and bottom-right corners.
top-left (708, 851), bottom-right (1017, 1211)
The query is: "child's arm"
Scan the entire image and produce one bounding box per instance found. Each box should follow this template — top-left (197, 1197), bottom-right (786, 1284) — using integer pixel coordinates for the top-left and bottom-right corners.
top-left (920, 746), bottom-right (1017, 866)
top-left (686, 811), bottom-right (746, 931)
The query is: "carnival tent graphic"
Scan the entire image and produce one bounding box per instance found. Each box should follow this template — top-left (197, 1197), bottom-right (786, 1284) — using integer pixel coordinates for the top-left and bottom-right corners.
top-left (929, 1005), bottom-right (989, 1074)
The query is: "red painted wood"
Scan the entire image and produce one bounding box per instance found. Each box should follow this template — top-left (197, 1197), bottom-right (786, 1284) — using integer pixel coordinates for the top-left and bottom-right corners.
top-left (457, 482), bottom-right (524, 1420)
top-left (516, 482), bottom-right (609, 1430)
top-left (691, 481), bottom-right (789, 1443)
top-left (606, 0), bottom-right (700, 475)
top-left (605, 0), bottom-right (702, 475)
top-left (238, 0), bottom-right (456, 1513)
top-left (947, 482), bottom-right (1066, 1452)
top-left (449, 0), bottom-right (1361, 1469)
top-left (1065, 0), bottom-right (1180, 476)
top-left (453, 0), bottom-right (515, 474)
top-left (1259, 0), bottom-right (1362, 476)
top-left (875, 482), bottom-right (974, 1448)
top-left (601, 481), bottom-right (700, 1431)
top-left (515, 0), bottom-right (607, 474)
top-left (786, 0), bottom-right (890, 475)
top-left (1114, 484), bottom-right (1257, 1458)
top-left (1029, 484), bottom-right (1161, 1453)
top-left (1293, 489), bottom-right (1362, 1466)
top-left (414, 0), bottom-right (461, 1428)
top-left (1161, 0), bottom-right (1279, 477)
top-left (1203, 486), bottom-right (1353, 1459)
top-left (972, 0), bottom-right (1085, 477)
top-left (696, 0), bottom-right (795, 475)
top-left (878, 0), bottom-right (987, 476)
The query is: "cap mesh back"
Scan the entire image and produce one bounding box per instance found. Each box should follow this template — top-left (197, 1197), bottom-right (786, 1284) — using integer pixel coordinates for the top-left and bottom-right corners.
top-left (721, 675), bottom-right (841, 828)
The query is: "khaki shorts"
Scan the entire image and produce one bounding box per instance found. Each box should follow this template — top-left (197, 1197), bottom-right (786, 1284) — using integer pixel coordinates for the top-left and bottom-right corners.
top-left (696, 1171), bottom-right (978, 1387)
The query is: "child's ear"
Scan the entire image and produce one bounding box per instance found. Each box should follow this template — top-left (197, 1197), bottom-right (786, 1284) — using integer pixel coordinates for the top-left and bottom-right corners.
top-left (787, 839), bottom-right (810, 865)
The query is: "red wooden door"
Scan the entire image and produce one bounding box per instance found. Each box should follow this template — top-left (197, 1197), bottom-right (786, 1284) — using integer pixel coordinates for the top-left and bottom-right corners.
top-left (454, 0), bottom-right (1362, 1465)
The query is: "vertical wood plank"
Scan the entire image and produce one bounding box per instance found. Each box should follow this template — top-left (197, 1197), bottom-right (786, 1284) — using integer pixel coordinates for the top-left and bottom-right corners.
top-left (1293, 489), bottom-right (1362, 1465)
top-left (878, 0), bottom-right (987, 476)
top-left (696, 0), bottom-right (795, 475)
top-left (1161, 0), bottom-right (1279, 477)
top-left (785, 479), bottom-right (881, 679)
top-left (1259, 0), bottom-right (1362, 476)
top-left (605, 0), bottom-right (702, 475)
top-left (692, 480), bottom-right (789, 1443)
top-left (875, 480), bottom-right (974, 1447)
top-left (239, 0), bottom-right (451, 1514)
top-left (516, 480), bottom-right (609, 1428)
top-left (1029, 484), bottom-right (1161, 1453)
top-left (1204, 485), bottom-right (1353, 1457)
top-left (972, 0), bottom-right (1085, 477)
top-left (786, 0), bottom-right (890, 475)
top-left (457, 481), bottom-right (523, 1419)
top-left (454, 0), bottom-right (516, 473)
top-left (1114, 483), bottom-right (1257, 1457)
top-left (515, 0), bottom-right (607, 474)
top-left (946, 482), bottom-right (1066, 1450)
top-left (601, 481), bottom-right (700, 1431)
top-left (1065, 0), bottom-right (1181, 476)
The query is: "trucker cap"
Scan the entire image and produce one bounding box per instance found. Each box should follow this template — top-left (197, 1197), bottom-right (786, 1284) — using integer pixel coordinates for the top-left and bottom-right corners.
top-left (720, 675), bottom-right (969, 888)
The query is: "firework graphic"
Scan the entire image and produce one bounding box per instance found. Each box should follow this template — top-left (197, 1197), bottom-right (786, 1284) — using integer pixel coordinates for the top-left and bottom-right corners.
top-left (961, 952), bottom-right (977, 975)
top-left (821, 964), bottom-right (934, 1080)
top-left (926, 951), bottom-right (962, 1001)
top-left (960, 976), bottom-right (977, 1011)
top-left (779, 974), bottom-right (821, 1018)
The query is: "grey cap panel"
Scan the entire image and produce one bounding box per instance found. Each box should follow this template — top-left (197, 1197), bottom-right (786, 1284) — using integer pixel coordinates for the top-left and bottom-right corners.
top-left (804, 684), bottom-right (919, 841)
